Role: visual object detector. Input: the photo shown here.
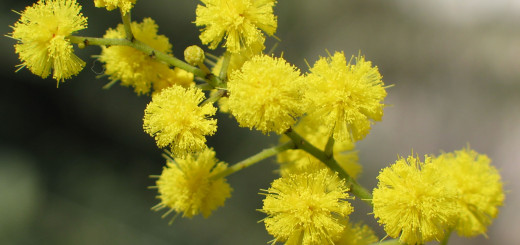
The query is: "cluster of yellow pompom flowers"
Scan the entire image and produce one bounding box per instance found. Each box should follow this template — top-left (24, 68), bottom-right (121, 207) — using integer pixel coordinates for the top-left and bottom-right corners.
top-left (8, 0), bottom-right (505, 245)
top-left (373, 147), bottom-right (504, 244)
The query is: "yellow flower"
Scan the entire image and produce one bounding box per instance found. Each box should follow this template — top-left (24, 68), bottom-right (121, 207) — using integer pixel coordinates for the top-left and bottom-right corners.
top-left (436, 147), bottom-right (505, 237)
top-left (305, 51), bottom-right (387, 142)
top-left (94, 0), bottom-right (136, 14)
top-left (10, 0), bottom-right (87, 83)
top-left (98, 18), bottom-right (178, 95)
top-left (277, 116), bottom-right (360, 178)
top-left (211, 41), bottom-right (264, 114)
top-left (335, 220), bottom-right (378, 245)
top-left (260, 169), bottom-right (353, 245)
top-left (227, 55), bottom-right (305, 134)
top-left (152, 148), bottom-right (232, 219)
top-left (372, 155), bottom-right (459, 244)
top-left (143, 85), bottom-right (217, 157)
top-left (195, 0), bottom-right (277, 53)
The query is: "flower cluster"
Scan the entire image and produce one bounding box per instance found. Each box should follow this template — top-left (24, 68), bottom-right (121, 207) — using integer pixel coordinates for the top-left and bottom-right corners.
top-left (8, 1), bottom-right (506, 245)
top-left (98, 18), bottom-right (193, 95)
top-left (372, 148), bottom-right (504, 244)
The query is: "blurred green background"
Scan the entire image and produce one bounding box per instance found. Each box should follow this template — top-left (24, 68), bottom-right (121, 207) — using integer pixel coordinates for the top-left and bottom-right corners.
top-left (1, 0), bottom-right (519, 244)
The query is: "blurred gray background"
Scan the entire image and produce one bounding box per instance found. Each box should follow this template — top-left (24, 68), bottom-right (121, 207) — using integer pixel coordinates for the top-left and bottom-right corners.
top-left (1, 0), bottom-right (519, 244)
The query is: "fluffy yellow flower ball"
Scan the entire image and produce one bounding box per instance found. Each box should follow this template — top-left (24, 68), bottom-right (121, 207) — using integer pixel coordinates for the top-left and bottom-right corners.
top-left (305, 51), bottom-right (387, 142)
top-left (436, 147), bottom-right (504, 237)
top-left (372, 154), bottom-right (459, 244)
top-left (152, 148), bottom-right (232, 219)
top-left (10, 0), bottom-right (87, 83)
top-left (227, 54), bottom-right (305, 134)
top-left (260, 169), bottom-right (353, 245)
top-left (195, 0), bottom-right (277, 53)
top-left (143, 85), bottom-right (217, 157)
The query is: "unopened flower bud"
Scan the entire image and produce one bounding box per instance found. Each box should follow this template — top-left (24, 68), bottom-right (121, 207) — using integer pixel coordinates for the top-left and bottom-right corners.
top-left (184, 45), bottom-right (205, 65)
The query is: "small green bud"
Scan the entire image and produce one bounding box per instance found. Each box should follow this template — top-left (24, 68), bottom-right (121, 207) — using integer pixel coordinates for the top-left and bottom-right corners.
top-left (77, 42), bottom-right (86, 49)
top-left (184, 45), bottom-right (205, 65)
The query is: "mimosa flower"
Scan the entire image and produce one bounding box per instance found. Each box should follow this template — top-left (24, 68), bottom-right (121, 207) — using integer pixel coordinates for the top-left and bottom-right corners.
top-left (305, 52), bottom-right (387, 142)
top-left (227, 55), bottom-right (305, 134)
top-left (152, 148), bottom-right (232, 219)
top-left (372, 155), bottom-right (458, 244)
top-left (260, 169), bottom-right (353, 245)
top-left (143, 85), bottom-right (217, 156)
top-left (436, 147), bottom-right (505, 237)
top-left (10, 0), bottom-right (87, 83)
top-left (195, 0), bottom-right (277, 53)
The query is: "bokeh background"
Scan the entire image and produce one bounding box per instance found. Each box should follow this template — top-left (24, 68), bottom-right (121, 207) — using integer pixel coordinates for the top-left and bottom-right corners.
top-left (1, 0), bottom-right (519, 244)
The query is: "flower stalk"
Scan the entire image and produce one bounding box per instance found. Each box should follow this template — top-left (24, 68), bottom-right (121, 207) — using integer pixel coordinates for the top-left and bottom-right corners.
top-left (211, 141), bottom-right (295, 180)
top-left (284, 129), bottom-right (373, 204)
top-left (120, 9), bottom-right (134, 41)
top-left (67, 35), bottom-right (223, 88)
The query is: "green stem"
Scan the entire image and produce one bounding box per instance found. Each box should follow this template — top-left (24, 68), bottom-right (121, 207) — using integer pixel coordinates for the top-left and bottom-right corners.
top-left (219, 51), bottom-right (231, 81)
top-left (284, 129), bottom-right (373, 205)
top-left (323, 134), bottom-right (334, 158)
top-left (211, 141), bottom-right (295, 180)
top-left (440, 229), bottom-right (452, 245)
top-left (120, 9), bottom-right (134, 41)
top-left (200, 89), bottom-right (226, 107)
top-left (67, 36), bottom-right (223, 88)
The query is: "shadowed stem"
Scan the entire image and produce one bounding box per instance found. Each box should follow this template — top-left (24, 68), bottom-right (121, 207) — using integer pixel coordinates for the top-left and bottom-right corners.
top-left (284, 129), bottom-right (373, 205)
top-left (440, 230), bottom-right (452, 245)
top-left (120, 9), bottom-right (134, 41)
top-left (67, 36), bottom-right (223, 88)
top-left (200, 89), bottom-right (226, 107)
top-left (211, 141), bottom-right (295, 180)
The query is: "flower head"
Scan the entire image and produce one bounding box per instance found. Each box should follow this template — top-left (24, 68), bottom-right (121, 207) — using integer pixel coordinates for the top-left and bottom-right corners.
top-left (10, 0), bottom-right (87, 83)
top-left (195, 0), bottom-right (277, 53)
top-left (436, 147), bottom-right (505, 237)
top-left (99, 18), bottom-right (183, 95)
top-left (372, 154), bottom-right (458, 244)
top-left (277, 116), bottom-right (360, 178)
top-left (260, 169), bottom-right (353, 245)
top-left (227, 54), bottom-right (305, 134)
top-left (143, 85), bottom-right (217, 156)
top-left (305, 52), bottom-right (387, 142)
top-left (94, 0), bottom-right (136, 14)
top-left (153, 148), bottom-right (232, 219)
